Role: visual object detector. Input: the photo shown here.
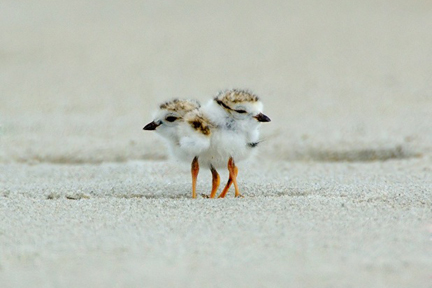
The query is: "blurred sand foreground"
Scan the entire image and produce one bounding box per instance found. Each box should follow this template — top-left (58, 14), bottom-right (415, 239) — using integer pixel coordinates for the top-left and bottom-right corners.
top-left (1, 1), bottom-right (431, 287)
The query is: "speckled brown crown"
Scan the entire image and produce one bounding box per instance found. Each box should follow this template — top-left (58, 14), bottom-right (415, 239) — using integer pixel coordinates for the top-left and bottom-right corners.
top-left (159, 99), bottom-right (200, 114)
top-left (214, 89), bottom-right (260, 105)
top-left (184, 112), bottom-right (212, 136)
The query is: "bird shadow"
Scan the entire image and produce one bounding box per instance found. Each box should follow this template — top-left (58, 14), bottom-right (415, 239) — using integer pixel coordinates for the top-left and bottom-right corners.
top-left (115, 193), bottom-right (191, 200)
top-left (46, 188), bottom-right (323, 201)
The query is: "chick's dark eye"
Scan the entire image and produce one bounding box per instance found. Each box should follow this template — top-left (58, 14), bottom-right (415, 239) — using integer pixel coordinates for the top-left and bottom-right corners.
top-left (235, 110), bottom-right (247, 114)
top-left (165, 116), bottom-right (178, 122)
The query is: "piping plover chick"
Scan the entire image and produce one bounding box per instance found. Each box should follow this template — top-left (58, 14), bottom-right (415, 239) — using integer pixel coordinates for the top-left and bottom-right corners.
top-left (143, 99), bottom-right (211, 198)
top-left (198, 89), bottom-right (271, 198)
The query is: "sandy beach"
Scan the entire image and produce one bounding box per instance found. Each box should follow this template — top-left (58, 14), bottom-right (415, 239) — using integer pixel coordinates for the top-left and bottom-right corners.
top-left (1, 0), bottom-right (432, 287)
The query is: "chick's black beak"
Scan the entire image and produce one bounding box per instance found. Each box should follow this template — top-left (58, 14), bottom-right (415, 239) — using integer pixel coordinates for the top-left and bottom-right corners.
top-left (143, 121), bottom-right (160, 131)
top-left (254, 113), bottom-right (271, 122)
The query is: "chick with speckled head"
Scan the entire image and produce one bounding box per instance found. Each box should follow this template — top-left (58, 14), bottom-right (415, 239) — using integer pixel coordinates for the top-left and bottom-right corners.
top-left (143, 98), bottom-right (212, 198)
top-left (198, 89), bottom-right (271, 198)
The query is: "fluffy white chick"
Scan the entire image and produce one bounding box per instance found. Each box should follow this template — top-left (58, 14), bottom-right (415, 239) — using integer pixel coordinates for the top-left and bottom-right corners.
top-left (199, 89), bottom-right (271, 198)
top-left (143, 99), bottom-right (211, 198)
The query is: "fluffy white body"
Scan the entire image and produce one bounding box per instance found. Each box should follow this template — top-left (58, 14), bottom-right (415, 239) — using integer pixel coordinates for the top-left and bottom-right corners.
top-left (191, 89), bottom-right (270, 168)
top-left (177, 110), bottom-right (211, 161)
top-left (194, 104), bottom-right (254, 168)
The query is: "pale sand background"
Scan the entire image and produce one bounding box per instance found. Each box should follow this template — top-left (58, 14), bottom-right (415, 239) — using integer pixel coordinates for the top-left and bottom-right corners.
top-left (1, 0), bottom-right (432, 287)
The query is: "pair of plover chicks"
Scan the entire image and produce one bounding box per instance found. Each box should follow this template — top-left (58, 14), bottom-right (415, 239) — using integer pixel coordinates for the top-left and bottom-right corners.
top-left (143, 89), bottom-right (271, 198)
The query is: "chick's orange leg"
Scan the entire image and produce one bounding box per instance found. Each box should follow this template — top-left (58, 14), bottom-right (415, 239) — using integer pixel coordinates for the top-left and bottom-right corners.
top-left (218, 177), bottom-right (232, 198)
top-left (191, 156), bottom-right (199, 199)
top-left (209, 165), bottom-right (220, 198)
top-left (218, 157), bottom-right (239, 198)
top-left (229, 158), bottom-right (242, 198)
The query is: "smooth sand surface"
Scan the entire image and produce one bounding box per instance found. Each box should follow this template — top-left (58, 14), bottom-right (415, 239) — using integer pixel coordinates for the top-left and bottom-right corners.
top-left (1, 0), bottom-right (432, 287)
